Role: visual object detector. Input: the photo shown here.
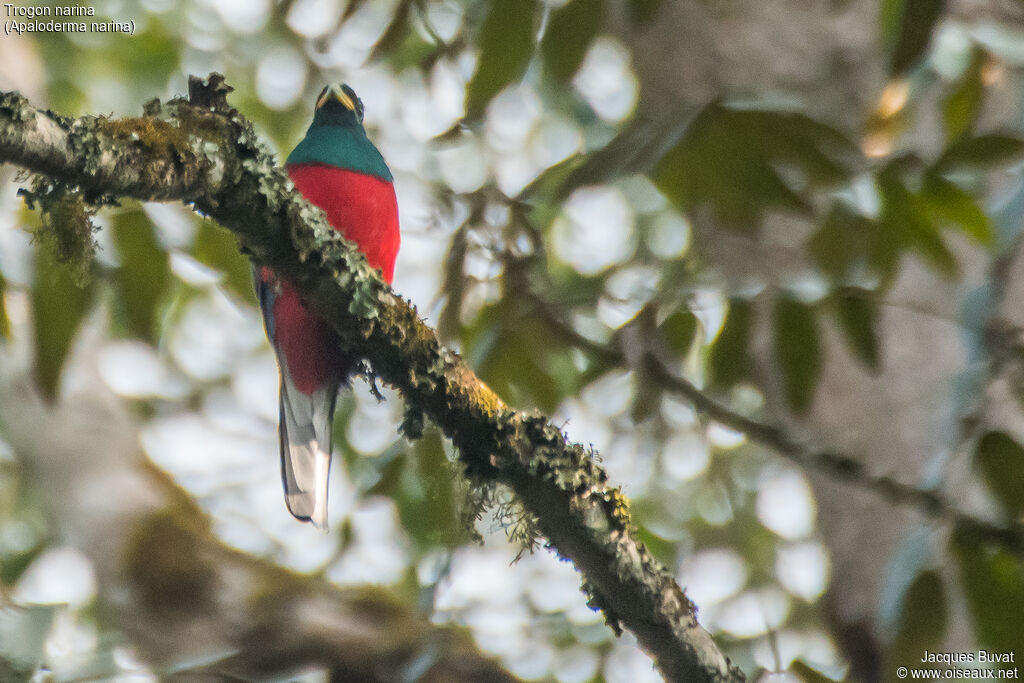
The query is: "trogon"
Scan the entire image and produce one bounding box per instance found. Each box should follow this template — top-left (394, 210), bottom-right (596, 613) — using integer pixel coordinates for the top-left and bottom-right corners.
top-left (256, 83), bottom-right (400, 530)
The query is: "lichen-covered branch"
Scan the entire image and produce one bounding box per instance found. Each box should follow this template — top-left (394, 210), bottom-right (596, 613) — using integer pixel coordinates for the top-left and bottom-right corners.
top-left (0, 76), bottom-right (744, 682)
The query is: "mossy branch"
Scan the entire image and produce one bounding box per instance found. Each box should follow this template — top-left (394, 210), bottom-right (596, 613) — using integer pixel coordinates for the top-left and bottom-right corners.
top-left (0, 74), bottom-right (744, 683)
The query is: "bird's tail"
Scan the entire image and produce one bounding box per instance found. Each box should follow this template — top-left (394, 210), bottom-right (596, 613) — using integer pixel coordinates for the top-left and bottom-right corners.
top-left (278, 373), bottom-right (337, 531)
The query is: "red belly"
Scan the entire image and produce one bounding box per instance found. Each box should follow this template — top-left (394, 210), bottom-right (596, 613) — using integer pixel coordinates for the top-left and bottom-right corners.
top-left (264, 164), bottom-right (399, 394)
top-left (286, 163), bottom-right (400, 283)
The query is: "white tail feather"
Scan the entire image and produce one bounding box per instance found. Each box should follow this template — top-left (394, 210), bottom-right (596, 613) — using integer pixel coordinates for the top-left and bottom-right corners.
top-left (279, 369), bottom-right (336, 532)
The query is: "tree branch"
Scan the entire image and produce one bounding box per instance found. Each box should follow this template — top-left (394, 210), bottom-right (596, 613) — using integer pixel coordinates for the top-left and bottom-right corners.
top-left (525, 290), bottom-right (1024, 554)
top-left (0, 76), bottom-right (743, 682)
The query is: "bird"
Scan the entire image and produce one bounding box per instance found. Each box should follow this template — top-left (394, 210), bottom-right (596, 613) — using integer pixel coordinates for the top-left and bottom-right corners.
top-left (255, 83), bottom-right (400, 530)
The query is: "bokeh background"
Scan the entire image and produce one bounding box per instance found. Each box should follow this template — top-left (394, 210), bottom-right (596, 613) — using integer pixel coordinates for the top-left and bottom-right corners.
top-left (1, 0), bottom-right (1024, 681)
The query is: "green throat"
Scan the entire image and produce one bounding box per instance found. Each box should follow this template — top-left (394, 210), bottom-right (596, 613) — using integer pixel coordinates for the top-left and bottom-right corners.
top-left (286, 122), bottom-right (393, 182)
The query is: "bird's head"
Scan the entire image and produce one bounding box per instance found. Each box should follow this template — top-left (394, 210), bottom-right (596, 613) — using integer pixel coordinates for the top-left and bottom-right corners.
top-left (288, 81), bottom-right (390, 179)
top-left (311, 83), bottom-right (365, 127)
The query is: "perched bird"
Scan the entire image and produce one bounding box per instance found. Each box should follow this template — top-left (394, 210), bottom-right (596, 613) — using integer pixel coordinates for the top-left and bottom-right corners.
top-left (256, 83), bottom-right (400, 530)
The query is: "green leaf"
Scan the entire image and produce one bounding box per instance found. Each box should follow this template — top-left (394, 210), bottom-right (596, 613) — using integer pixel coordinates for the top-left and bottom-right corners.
top-left (709, 298), bottom-right (752, 388)
top-left (773, 296), bottom-right (821, 413)
top-left (935, 134), bottom-right (1024, 174)
top-left (952, 526), bottom-right (1024, 657)
top-left (809, 204), bottom-right (874, 282)
top-left (518, 153), bottom-right (586, 202)
top-left (888, 0), bottom-right (944, 76)
top-left (887, 571), bottom-right (948, 672)
top-left (408, 432), bottom-right (463, 547)
top-left (630, 376), bottom-right (663, 423)
top-left (115, 23), bottom-right (180, 91)
top-left (920, 173), bottom-right (994, 245)
top-left (469, 307), bottom-right (575, 413)
top-left (437, 224), bottom-right (469, 342)
top-left (540, 0), bottom-right (605, 84)
top-left (0, 541), bottom-right (44, 586)
top-left (627, 0), bottom-right (662, 23)
top-left (563, 119), bottom-right (676, 197)
top-left (635, 525), bottom-right (676, 567)
top-left (878, 166), bottom-right (957, 277)
top-left (652, 104), bottom-right (857, 228)
top-left (0, 272), bottom-right (10, 341)
top-left (112, 210), bottom-right (170, 343)
top-left (340, 0), bottom-right (369, 24)
top-left (364, 450), bottom-right (406, 498)
top-left (906, 214), bottom-right (957, 275)
top-left (465, 0), bottom-right (540, 119)
top-left (32, 241), bottom-right (94, 401)
top-left (364, 431), bottom-right (465, 549)
top-left (368, 0), bottom-right (414, 64)
top-left (943, 47), bottom-right (985, 143)
top-left (975, 431), bottom-right (1024, 518)
top-left (193, 220), bottom-right (254, 302)
top-left (654, 108), bottom-right (799, 228)
top-left (832, 288), bottom-right (880, 370)
top-left (867, 206), bottom-right (911, 285)
top-left (788, 660), bottom-right (835, 683)
top-left (379, 5), bottom-right (438, 75)
top-left (880, 0), bottom-right (904, 44)
top-left (659, 310), bottom-right (698, 357)
top-left (518, 154), bottom-right (588, 229)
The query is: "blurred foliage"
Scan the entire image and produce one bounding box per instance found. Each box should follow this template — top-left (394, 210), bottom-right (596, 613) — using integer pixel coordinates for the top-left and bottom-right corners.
top-left (773, 296), bottom-right (821, 413)
top-left (3, 0), bottom-right (1024, 681)
top-left (652, 104), bottom-right (859, 228)
top-left (0, 605), bottom-right (54, 681)
top-left (465, 0), bottom-right (539, 119)
top-left (953, 526), bottom-right (1024, 664)
top-left (112, 209), bottom-right (171, 343)
top-left (709, 297), bottom-right (753, 389)
top-left (885, 570), bottom-right (948, 682)
top-left (30, 215), bottom-right (95, 400)
top-left (886, 0), bottom-right (944, 76)
top-left (975, 431), bottom-right (1024, 520)
top-left (829, 288), bottom-right (881, 370)
top-left (192, 219), bottom-right (254, 302)
top-left (540, 0), bottom-right (605, 85)
top-left (0, 273), bottom-right (10, 341)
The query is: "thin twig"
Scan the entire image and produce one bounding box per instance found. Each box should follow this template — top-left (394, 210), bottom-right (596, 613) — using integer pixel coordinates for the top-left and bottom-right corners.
top-left (527, 291), bottom-right (1024, 554)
